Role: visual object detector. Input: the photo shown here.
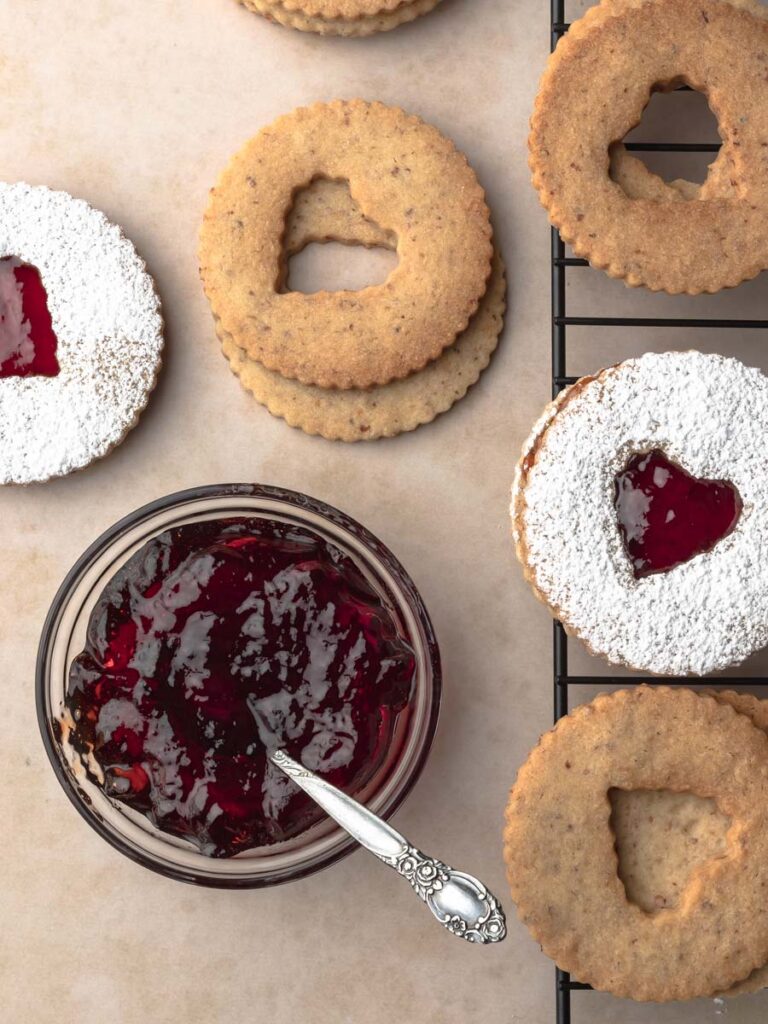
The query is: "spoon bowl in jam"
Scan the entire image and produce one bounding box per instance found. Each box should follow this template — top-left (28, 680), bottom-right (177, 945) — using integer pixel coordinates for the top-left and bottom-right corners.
top-left (37, 484), bottom-right (441, 888)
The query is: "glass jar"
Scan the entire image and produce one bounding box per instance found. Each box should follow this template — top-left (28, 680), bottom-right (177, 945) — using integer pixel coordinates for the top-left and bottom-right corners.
top-left (37, 483), bottom-right (441, 888)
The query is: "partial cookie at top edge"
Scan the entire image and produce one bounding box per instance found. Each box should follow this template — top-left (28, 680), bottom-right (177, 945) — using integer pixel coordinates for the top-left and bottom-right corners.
top-left (528, 0), bottom-right (768, 293)
top-left (238, 0), bottom-right (442, 35)
top-left (260, 0), bottom-right (415, 17)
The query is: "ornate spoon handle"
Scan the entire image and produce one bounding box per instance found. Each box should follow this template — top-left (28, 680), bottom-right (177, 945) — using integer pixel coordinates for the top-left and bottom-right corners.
top-left (269, 749), bottom-right (506, 945)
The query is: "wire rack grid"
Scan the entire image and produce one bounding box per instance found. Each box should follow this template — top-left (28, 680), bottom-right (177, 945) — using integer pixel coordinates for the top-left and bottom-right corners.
top-left (548, 1), bottom-right (768, 1020)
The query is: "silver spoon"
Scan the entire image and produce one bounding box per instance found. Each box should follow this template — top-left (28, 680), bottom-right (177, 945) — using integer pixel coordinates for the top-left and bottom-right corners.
top-left (269, 748), bottom-right (506, 945)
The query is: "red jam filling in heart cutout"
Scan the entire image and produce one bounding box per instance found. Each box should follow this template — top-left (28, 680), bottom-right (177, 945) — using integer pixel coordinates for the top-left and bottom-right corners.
top-left (615, 450), bottom-right (741, 578)
top-left (0, 256), bottom-right (59, 378)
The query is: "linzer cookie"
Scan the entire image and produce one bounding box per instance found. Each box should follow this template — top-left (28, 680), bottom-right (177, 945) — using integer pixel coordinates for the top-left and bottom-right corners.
top-left (237, 0), bottom-right (443, 35)
top-left (512, 351), bottom-right (768, 676)
top-left (0, 183), bottom-right (163, 485)
top-left (219, 178), bottom-right (505, 441)
top-left (504, 687), bottom-right (768, 1001)
top-left (529, 0), bottom-right (768, 293)
top-left (199, 100), bottom-right (492, 390)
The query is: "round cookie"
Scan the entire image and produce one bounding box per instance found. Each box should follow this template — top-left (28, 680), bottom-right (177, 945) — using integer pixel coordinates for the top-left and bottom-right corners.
top-left (529, 0), bottom-right (768, 293)
top-left (199, 100), bottom-right (492, 389)
top-left (0, 183), bottom-right (163, 485)
top-left (219, 178), bottom-right (505, 440)
top-left (503, 687), bottom-right (768, 1001)
top-left (512, 351), bottom-right (768, 676)
top-left (238, 0), bottom-right (442, 35)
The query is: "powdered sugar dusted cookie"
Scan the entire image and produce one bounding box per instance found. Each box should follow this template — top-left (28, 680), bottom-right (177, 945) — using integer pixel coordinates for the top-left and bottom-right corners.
top-left (0, 184), bottom-right (163, 484)
top-left (512, 351), bottom-right (768, 675)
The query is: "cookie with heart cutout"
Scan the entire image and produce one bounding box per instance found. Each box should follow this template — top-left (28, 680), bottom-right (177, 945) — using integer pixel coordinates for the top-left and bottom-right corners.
top-left (219, 177), bottom-right (506, 440)
top-left (512, 351), bottom-right (768, 676)
top-left (237, 0), bottom-right (443, 35)
top-left (0, 183), bottom-right (163, 485)
top-left (503, 686), bottom-right (768, 1001)
top-left (199, 100), bottom-right (493, 390)
top-left (529, 0), bottom-right (768, 293)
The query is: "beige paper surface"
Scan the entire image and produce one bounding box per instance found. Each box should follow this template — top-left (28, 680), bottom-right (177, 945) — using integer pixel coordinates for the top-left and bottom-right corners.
top-left (2, 0), bottom-right (768, 1020)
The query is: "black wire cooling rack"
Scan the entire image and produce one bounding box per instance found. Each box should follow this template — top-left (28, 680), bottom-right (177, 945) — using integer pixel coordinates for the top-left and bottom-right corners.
top-left (549, 2), bottom-right (768, 1020)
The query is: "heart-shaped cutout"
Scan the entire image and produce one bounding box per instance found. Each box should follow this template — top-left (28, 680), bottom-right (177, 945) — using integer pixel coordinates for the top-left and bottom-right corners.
top-left (281, 178), bottom-right (399, 295)
top-left (610, 788), bottom-right (730, 913)
top-left (287, 240), bottom-right (398, 295)
top-left (614, 449), bottom-right (741, 578)
top-left (0, 256), bottom-right (59, 378)
top-left (610, 82), bottom-right (721, 201)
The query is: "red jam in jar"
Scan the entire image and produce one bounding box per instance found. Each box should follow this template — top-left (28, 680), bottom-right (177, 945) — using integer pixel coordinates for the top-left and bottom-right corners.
top-left (0, 257), bottom-right (59, 378)
top-left (614, 450), bottom-right (741, 578)
top-left (66, 517), bottom-right (416, 857)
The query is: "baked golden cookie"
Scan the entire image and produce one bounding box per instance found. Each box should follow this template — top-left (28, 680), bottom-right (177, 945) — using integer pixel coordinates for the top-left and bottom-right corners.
top-left (529, 0), bottom-right (768, 293)
top-left (504, 687), bottom-right (768, 1001)
top-left (199, 100), bottom-right (492, 389)
top-left (237, 0), bottom-right (443, 36)
top-left (220, 178), bottom-right (505, 440)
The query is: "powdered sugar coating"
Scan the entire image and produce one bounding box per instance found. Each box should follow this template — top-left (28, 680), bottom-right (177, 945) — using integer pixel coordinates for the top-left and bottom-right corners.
top-left (0, 183), bottom-right (163, 484)
top-left (512, 351), bottom-right (768, 675)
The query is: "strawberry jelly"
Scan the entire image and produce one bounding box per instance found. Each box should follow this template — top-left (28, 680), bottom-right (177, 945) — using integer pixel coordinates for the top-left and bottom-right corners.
top-left (614, 450), bottom-right (741, 578)
top-left (66, 517), bottom-right (416, 858)
top-left (0, 257), bottom-right (59, 378)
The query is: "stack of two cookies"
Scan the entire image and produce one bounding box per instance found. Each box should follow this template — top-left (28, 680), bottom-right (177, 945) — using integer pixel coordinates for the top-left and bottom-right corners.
top-left (199, 101), bottom-right (505, 442)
